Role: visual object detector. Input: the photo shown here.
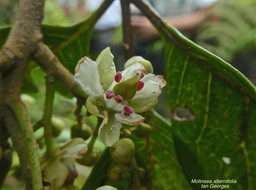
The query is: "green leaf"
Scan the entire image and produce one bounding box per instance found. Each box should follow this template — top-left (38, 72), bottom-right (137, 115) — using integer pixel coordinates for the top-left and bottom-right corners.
top-left (149, 110), bottom-right (192, 189)
top-left (42, 20), bottom-right (93, 96)
top-left (163, 23), bottom-right (256, 189)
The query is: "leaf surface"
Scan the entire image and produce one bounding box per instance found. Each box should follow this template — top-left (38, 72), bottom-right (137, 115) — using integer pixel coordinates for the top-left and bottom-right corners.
top-left (163, 23), bottom-right (256, 190)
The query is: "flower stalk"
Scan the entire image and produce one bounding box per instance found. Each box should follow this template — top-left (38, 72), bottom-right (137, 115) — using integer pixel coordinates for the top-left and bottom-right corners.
top-left (43, 75), bottom-right (56, 155)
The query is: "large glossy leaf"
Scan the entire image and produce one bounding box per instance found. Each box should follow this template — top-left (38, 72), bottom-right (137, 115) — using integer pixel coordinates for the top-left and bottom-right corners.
top-left (163, 22), bottom-right (256, 189)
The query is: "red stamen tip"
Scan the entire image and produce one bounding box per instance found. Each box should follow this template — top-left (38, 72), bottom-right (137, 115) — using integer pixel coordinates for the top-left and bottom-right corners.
top-left (114, 72), bottom-right (122, 82)
top-left (124, 105), bottom-right (133, 116)
top-left (105, 90), bottom-right (114, 99)
top-left (114, 95), bottom-right (123, 103)
top-left (136, 81), bottom-right (144, 91)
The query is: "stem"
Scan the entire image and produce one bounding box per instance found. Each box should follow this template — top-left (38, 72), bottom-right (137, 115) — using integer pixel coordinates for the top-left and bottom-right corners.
top-left (145, 135), bottom-right (153, 189)
top-left (42, 75), bottom-right (56, 155)
top-left (74, 96), bottom-right (86, 129)
top-left (130, 157), bottom-right (141, 189)
top-left (82, 149), bottom-right (111, 190)
top-left (87, 118), bottom-right (102, 153)
top-left (33, 43), bottom-right (88, 98)
top-left (121, 0), bottom-right (134, 60)
top-left (4, 101), bottom-right (43, 190)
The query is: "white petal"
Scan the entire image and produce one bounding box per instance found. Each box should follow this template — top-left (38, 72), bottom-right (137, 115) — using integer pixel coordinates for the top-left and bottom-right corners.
top-left (43, 160), bottom-right (68, 189)
top-left (124, 56), bottom-right (153, 73)
top-left (98, 112), bottom-right (122, 147)
top-left (129, 96), bottom-right (158, 113)
top-left (60, 138), bottom-right (87, 159)
top-left (115, 113), bottom-right (144, 125)
top-left (74, 57), bottom-right (104, 96)
top-left (96, 185), bottom-right (117, 190)
top-left (105, 97), bottom-right (124, 112)
top-left (64, 144), bottom-right (87, 159)
top-left (86, 96), bottom-right (104, 117)
top-left (129, 74), bottom-right (166, 112)
top-left (121, 63), bottom-right (144, 80)
top-left (134, 74), bottom-right (166, 99)
top-left (96, 47), bottom-right (116, 91)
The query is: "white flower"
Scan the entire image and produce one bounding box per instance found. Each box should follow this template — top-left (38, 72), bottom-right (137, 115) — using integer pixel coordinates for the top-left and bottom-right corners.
top-left (74, 48), bottom-right (166, 147)
top-left (96, 185), bottom-right (117, 190)
top-left (41, 138), bottom-right (87, 189)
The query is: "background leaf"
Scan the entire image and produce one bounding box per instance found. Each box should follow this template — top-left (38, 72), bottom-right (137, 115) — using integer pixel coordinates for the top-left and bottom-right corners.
top-left (163, 23), bottom-right (256, 190)
top-left (0, 19), bottom-right (93, 96)
top-left (42, 21), bottom-right (93, 96)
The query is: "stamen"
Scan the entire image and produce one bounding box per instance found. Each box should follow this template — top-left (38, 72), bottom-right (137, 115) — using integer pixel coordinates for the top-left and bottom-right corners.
top-left (105, 90), bottom-right (114, 99)
top-left (114, 72), bottom-right (122, 82)
top-left (114, 95), bottom-right (123, 103)
top-left (124, 105), bottom-right (133, 116)
top-left (136, 81), bottom-right (144, 91)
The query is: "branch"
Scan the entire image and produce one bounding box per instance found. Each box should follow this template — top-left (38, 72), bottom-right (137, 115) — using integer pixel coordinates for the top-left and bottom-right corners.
top-left (121, 0), bottom-right (134, 60)
top-left (0, 0), bottom-right (46, 189)
top-left (0, 48), bottom-right (15, 72)
top-left (4, 101), bottom-right (43, 190)
top-left (86, 0), bottom-right (115, 27)
top-left (0, 0), bottom-right (45, 102)
top-left (130, 0), bottom-right (179, 45)
top-left (33, 42), bottom-right (87, 98)
top-left (0, 0), bottom-right (44, 73)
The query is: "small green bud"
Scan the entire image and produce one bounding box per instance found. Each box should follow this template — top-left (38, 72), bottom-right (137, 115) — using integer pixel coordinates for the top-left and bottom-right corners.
top-left (77, 150), bottom-right (100, 166)
top-left (71, 124), bottom-right (92, 140)
top-left (135, 123), bottom-right (152, 137)
top-left (51, 116), bottom-right (65, 137)
top-left (124, 56), bottom-right (153, 74)
top-left (110, 138), bottom-right (135, 164)
top-left (109, 165), bottom-right (123, 180)
top-left (121, 128), bottom-right (132, 138)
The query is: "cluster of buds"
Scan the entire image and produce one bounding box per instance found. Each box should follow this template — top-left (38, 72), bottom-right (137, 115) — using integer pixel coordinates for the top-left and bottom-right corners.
top-left (74, 48), bottom-right (166, 146)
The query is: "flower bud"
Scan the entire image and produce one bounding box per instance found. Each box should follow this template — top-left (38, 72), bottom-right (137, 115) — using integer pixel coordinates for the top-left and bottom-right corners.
top-left (108, 165), bottom-right (123, 180)
top-left (124, 56), bottom-right (153, 74)
top-left (51, 116), bottom-right (65, 137)
top-left (135, 123), bottom-right (152, 137)
top-left (77, 150), bottom-right (100, 166)
top-left (71, 124), bottom-right (92, 140)
top-left (110, 138), bottom-right (135, 164)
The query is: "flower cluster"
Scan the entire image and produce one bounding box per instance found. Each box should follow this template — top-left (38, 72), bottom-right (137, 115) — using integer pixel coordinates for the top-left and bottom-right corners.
top-left (74, 48), bottom-right (166, 146)
top-left (41, 138), bottom-right (87, 189)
